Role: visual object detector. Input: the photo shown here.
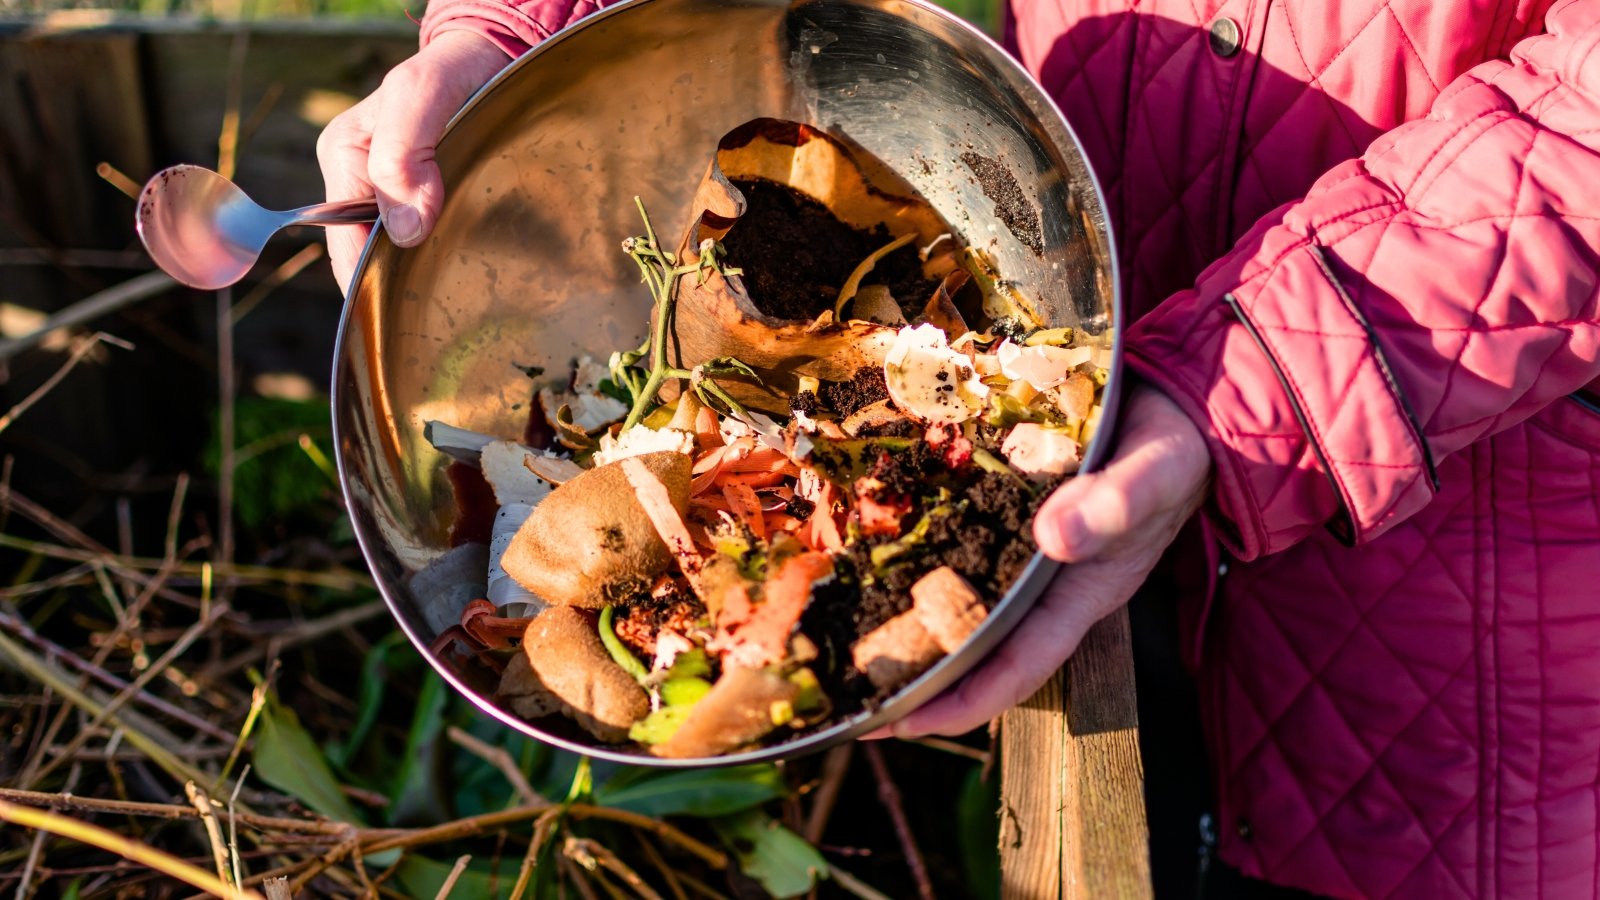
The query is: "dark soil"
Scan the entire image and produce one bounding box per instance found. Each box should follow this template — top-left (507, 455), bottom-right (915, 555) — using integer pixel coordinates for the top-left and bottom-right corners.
top-left (799, 441), bottom-right (1058, 712)
top-left (851, 417), bottom-right (920, 439)
top-left (784, 496), bottom-right (816, 521)
top-left (920, 471), bottom-right (1054, 601)
top-left (721, 177), bottom-right (934, 321)
top-left (800, 567), bottom-right (879, 708)
top-left (855, 467), bottom-right (1053, 630)
top-left (818, 366), bottom-right (889, 418)
top-left (614, 582), bottom-right (706, 659)
top-left (523, 385), bottom-right (557, 450)
top-left (862, 441), bottom-right (943, 498)
top-left (961, 151), bottom-right (1043, 255)
top-left (789, 390), bottom-right (819, 416)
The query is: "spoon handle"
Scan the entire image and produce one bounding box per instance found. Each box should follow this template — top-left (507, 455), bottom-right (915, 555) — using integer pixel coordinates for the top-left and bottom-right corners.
top-left (284, 197), bottom-right (381, 227)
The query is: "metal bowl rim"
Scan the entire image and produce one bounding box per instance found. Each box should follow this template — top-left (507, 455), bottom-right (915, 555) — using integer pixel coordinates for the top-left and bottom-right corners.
top-left (330, 0), bottom-right (1124, 767)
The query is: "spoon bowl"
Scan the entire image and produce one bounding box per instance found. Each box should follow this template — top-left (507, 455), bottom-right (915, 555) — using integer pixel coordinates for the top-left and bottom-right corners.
top-left (135, 164), bottom-right (377, 290)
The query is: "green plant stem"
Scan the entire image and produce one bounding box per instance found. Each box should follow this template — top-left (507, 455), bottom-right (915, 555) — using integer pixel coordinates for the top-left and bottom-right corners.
top-left (620, 198), bottom-right (752, 432)
top-left (597, 606), bottom-right (649, 683)
top-left (692, 377), bottom-right (750, 422)
top-left (622, 199), bottom-right (682, 432)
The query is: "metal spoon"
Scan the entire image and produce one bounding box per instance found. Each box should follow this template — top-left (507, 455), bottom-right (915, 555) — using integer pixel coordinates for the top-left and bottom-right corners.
top-left (135, 164), bottom-right (378, 290)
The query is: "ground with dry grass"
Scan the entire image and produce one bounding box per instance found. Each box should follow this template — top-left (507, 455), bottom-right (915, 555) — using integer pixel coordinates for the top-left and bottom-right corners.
top-left (0, 9), bottom-right (1002, 896)
top-left (0, 299), bottom-right (1002, 899)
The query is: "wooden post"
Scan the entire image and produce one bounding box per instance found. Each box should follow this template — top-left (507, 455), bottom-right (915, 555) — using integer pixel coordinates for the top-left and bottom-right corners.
top-left (1000, 606), bottom-right (1152, 899)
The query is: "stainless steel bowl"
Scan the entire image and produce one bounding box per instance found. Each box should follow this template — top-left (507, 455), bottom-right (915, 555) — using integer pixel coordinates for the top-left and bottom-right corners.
top-left (333, 0), bottom-right (1122, 765)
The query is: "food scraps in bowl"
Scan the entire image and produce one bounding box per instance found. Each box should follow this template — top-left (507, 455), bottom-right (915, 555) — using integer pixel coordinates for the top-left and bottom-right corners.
top-left (425, 119), bottom-right (1109, 758)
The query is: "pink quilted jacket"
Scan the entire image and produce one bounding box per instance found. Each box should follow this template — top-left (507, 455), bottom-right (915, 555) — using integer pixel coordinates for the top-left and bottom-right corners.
top-left (418, 0), bottom-right (1600, 896)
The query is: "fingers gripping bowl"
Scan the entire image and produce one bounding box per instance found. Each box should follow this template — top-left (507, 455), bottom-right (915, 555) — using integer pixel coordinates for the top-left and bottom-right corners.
top-left (333, 0), bottom-right (1122, 765)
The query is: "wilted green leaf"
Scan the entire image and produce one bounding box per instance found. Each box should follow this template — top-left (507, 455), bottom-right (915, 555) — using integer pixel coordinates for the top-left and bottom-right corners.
top-left (386, 671), bottom-right (450, 825)
top-left (392, 853), bottom-right (520, 900)
top-left (958, 765), bottom-right (1001, 900)
top-left (252, 696), bottom-right (363, 824)
top-left (713, 809), bottom-right (827, 898)
top-left (327, 630), bottom-right (408, 770)
top-left (597, 765), bottom-right (785, 818)
top-left (449, 713), bottom-right (551, 818)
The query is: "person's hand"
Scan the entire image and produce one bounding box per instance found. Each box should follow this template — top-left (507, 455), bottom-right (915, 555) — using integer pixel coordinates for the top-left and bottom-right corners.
top-left (874, 383), bottom-right (1212, 738)
top-left (316, 31), bottom-right (509, 294)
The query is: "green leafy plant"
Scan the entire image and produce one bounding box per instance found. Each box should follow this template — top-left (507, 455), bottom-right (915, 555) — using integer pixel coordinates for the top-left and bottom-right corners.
top-left (714, 809), bottom-right (829, 898)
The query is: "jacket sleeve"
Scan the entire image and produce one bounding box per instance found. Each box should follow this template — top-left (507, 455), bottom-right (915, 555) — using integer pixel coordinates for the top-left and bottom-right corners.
top-left (1124, 0), bottom-right (1600, 561)
top-left (418, 0), bottom-right (615, 57)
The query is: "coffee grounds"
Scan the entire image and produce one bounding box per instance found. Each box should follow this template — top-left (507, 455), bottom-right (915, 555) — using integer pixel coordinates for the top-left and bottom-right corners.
top-left (784, 496), bottom-right (816, 521)
top-left (851, 417), bottom-right (920, 439)
top-left (961, 152), bottom-right (1043, 255)
top-left (721, 177), bottom-right (934, 321)
top-left (801, 458), bottom-right (1059, 711)
top-left (863, 441), bottom-right (943, 498)
top-left (929, 471), bottom-right (1059, 601)
top-left (851, 469), bottom-right (1054, 638)
top-left (818, 367), bottom-right (890, 418)
top-left (800, 567), bottom-right (879, 708)
top-left (789, 390), bottom-right (819, 416)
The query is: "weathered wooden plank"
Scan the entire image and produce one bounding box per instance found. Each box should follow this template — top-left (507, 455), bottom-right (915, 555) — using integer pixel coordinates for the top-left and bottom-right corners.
top-left (0, 30), bottom-right (152, 250)
top-left (999, 605), bottom-right (1151, 900)
top-left (1000, 668), bottom-right (1066, 897)
top-left (1062, 606), bottom-right (1151, 899)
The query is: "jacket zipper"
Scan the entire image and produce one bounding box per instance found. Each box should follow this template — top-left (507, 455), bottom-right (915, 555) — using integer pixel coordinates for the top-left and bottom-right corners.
top-left (1195, 811), bottom-right (1219, 899)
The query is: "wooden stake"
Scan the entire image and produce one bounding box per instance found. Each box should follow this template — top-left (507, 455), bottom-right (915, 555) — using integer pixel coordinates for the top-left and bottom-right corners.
top-left (998, 607), bottom-right (1152, 899)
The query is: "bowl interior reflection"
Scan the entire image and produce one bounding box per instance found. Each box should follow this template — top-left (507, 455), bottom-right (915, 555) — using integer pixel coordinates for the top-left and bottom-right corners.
top-left (332, 0), bottom-right (1121, 766)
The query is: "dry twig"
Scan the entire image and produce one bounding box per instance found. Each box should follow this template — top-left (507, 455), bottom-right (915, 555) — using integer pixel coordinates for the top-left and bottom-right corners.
top-left (433, 854), bottom-right (472, 899)
top-left (0, 333), bottom-right (131, 433)
top-left (506, 810), bottom-right (561, 900)
top-left (0, 283), bottom-right (164, 364)
top-left (0, 629), bottom-right (207, 787)
top-left (0, 799), bottom-right (263, 899)
top-left (0, 608), bottom-right (233, 742)
top-left (186, 781), bottom-right (234, 889)
top-left (230, 244), bottom-right (325, 325)
top-left (27, 603), bottom-right (231, 786)
top-left (803, 744), bottom-right (853, 844)
top-left (446, 725), bottom-right (547, 806)
top-left (0, 787), bottom-right (345, 834)
top-left (862, 743), bottom-right (935, 900)
top-left (634, 833), bottom-right (688, 900)
top-left (0, 534), bottom-right (372, 592)
top-left (95, 161), bottom-right (141, 199)
top-left (908, 735), bottom-right (991, 764)
top-left (566, 837), bottom-right (663, 900)
top-left (828, 864), bottom-right (896, 900)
